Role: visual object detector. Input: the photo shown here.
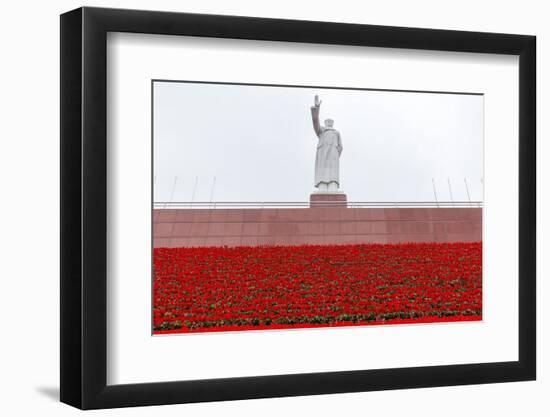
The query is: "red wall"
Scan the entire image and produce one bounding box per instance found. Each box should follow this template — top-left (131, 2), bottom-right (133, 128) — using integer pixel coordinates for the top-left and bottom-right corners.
top-left (153, 207), bottom-right (481, 248)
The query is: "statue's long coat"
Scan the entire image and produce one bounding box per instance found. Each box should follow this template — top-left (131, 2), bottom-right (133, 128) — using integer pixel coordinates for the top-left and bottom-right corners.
top-left (311, 106), bottom-right (343, 187)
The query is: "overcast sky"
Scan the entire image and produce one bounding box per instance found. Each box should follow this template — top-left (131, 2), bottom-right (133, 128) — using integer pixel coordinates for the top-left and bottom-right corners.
top-left (153, 81), bottom-right (483, 203)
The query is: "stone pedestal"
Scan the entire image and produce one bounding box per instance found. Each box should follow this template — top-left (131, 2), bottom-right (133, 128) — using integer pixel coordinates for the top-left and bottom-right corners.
top-left (153, 207), bottom-right (482, 248)
top-left (309, 192), bottom-right (347, 208)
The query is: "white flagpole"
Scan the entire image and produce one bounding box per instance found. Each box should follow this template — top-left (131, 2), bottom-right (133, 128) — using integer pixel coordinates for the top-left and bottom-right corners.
top-left (447, 178), bottom-right (454, 207)
top-left (190, 176), bottom-right (198, 208)
top-left (431, 178), bottom-right (439, 208)
top-left (464, 177), bottom-right (472, 206)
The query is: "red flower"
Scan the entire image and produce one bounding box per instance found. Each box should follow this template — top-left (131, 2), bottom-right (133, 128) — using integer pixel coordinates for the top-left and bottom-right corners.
top-left (153, 242), bottom-right (482, 334)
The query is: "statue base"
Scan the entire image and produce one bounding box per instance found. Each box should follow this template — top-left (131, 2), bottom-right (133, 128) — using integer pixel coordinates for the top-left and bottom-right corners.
top-left (310, 191), bottom-right (347, 208)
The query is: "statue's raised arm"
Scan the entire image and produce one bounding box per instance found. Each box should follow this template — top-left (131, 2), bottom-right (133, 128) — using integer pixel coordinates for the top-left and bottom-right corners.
top-left (311, 95), bottom-right (323, 137)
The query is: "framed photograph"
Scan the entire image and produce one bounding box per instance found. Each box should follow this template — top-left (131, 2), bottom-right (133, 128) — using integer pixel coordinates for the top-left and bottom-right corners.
top-left (60, 7), bottom-right (536, 409)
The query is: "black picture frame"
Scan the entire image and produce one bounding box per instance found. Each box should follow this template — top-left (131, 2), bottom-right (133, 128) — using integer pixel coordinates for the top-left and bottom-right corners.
top-left (60, 6), bottom-right (536, 410)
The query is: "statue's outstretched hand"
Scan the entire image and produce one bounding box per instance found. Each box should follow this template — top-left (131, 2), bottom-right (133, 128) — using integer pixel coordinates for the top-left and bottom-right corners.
top-left (314, 95), bottom-right (322, 107)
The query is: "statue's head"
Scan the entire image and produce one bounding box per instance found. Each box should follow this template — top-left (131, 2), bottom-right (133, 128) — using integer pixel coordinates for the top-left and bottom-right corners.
top-left (324, 118), bottom-right (334, 128)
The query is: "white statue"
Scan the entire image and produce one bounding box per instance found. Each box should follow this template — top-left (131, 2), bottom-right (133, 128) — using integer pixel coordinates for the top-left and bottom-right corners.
top-left (311, 95), bottom-right (343, 192)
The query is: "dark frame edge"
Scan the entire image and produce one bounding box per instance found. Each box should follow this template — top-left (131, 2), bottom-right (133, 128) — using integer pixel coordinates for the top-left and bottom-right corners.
top-left (518, 35), bottom-right (536, 380)
top-left (86, 360), bottom-right (533, 410)
top-left (60, 7), bottom-right (83, 409)
top-left (81, 6), bottom-right (110, 410)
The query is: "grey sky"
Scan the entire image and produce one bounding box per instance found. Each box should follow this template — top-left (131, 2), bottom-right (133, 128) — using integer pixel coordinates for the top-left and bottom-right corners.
top-left (153, 81), bottom-right (483, 203)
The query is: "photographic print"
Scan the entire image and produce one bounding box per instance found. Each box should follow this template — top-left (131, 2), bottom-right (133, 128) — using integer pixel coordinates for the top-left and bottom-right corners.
top-left (60, 9), bottom-right (536, 407)
top-left (152, 81), bottom-right (483, 335)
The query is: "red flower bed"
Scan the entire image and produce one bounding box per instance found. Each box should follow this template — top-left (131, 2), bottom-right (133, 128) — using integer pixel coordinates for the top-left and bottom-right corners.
top-left (153, 242), bottom-right (482, 334)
